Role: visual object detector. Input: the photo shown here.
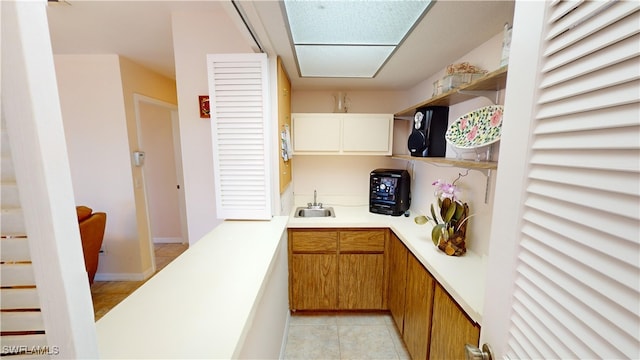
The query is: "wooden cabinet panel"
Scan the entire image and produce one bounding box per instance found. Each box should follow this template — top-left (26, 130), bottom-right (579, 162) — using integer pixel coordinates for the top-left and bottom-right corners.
top-left (277, 57), bottom-right (292, 194)
top-left (290, 230), bottom-right (338, 252)
top-left (387, 232), bottom-right (408, 333)
top-left (290, 254), bottom-right (337, 310)
top-left (339, 230), bottom-right (385, 252)
top-left (429, 284), bottom-right (480, 360)
top-left (338, 254), bottom-right (384, 309)
top-left (403, 253), bottom-right (435, 360)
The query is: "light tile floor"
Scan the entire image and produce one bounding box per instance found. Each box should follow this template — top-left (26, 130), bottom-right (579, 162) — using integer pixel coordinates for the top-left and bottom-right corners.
top-left (90, 243), bottom-right (188, 320)
top-left (284, 313), bottom-right (411, 360)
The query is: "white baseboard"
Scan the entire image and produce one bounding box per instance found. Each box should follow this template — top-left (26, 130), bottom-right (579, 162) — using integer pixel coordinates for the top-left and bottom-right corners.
top-left (94, 266), bottom-right (155, 282)
top-left (153, 237), bottom-right (184, 244)
top-left (279, 312), bottom-right (292, 359)
top-left (142, 266), bottom-right (155, 281)
top-left (94, 272), bottom-right (144, 282)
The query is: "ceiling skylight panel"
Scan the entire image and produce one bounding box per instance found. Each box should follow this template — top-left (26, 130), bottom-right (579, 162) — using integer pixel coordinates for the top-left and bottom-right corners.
top-left (283, 0), bottom-right (433, 78)
top-left (284, 1), bottom-right (431, 45)
top-left (295, 45), bottom-right (396, 77)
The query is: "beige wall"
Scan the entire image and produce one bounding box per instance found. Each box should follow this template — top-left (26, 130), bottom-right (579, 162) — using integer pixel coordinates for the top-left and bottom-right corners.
top-left (291, 90), bottom-right (407, 114)
top-left (400, 31), bottom-right (505, 256)
top-left (55, 54), bottom-right (142, 277)
top-left (291, 31), bottom-right (506, 256)
top-left (290, 90), bottom-right (410, 205)
top-left (55, 18), bottom-right (505, 276)
top-left (403, 32), bottom-right (505, 111)
top-left (171, 9), bottom-right (254, 244)
top-left (119, 56), bottom-right (178, 275)
top-left (55, 54), bottom-right (178, 279)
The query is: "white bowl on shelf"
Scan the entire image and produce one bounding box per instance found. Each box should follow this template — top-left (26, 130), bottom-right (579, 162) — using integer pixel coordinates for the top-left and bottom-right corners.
top-left (445, 105), bottom-right (504, 160)
top-left (449, 143), bottom-right (494, 162)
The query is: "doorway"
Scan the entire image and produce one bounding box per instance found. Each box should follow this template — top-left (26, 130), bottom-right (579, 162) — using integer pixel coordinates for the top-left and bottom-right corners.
top-left (134, 94), bottom-right (187, 273)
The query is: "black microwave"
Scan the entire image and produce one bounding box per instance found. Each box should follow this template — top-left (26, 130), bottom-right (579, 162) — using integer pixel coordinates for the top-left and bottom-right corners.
top-left (369, 169), bottom-right (410, 216)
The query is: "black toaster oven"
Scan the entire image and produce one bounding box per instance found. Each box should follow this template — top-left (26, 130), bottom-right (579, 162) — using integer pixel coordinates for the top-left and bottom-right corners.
top-left (369, 169), bottom-right (411, 216)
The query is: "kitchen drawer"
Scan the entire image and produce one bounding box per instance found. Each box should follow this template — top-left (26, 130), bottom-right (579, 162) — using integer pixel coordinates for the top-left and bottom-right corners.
top-left (290, 230), bottom-right (338, 252)
top-left (339, 230), bottom-right (386, 252)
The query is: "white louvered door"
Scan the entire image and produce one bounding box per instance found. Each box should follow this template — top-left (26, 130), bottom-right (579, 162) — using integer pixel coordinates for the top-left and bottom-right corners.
top-left (207, 53), bottom-right (272, 220)
top-left (482, 1), bottom-right (639, 359)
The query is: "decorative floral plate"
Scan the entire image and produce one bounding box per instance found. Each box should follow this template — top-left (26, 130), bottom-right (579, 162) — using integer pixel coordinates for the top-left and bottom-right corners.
top-left (445, 105), bottom-right (504, 149)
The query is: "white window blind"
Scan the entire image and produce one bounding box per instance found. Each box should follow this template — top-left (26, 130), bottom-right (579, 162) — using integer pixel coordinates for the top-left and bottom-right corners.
top-left (506, 1), bottom-right (639, 359)
top-left (207, 53), bottom-right (272, 220)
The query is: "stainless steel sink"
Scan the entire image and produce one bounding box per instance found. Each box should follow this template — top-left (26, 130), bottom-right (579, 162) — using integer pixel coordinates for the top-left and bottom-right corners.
top-left (294, 207), bottom-right (335, 218)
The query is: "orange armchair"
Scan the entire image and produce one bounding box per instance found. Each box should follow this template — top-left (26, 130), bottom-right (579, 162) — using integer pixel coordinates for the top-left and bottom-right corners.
top-left (76, 206), bottom-right (107, 284)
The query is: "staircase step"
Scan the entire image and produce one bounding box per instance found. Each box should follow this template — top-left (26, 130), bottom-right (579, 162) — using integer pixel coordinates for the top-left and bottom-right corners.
top-left (1, 182), bottom-right (21, 208)
top-left (0, 334), bottom-right (49, 356)
top-left (1, 288), bottom-right (42, 310)
top-left (1, 156), bottom-right (16, 182)
top-left (0, 263), bottom-right (36, 287)
top-left (1, 130), bottom-right (10, 155)
top-left (1, 236), bottom-right (30, 262)
top-left (0, 208), bottom-right (26, 235)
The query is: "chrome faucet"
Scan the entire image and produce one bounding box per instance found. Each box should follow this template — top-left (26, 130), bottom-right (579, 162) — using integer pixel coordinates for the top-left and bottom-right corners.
top-left (308, 190), bottom-right (323, 209)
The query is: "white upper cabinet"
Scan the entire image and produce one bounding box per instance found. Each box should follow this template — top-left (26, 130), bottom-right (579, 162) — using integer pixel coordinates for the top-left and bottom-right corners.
top-left (292, 113), bottom-right (393, 155)
top-left (292, 114), bottom-right (342, 152)
top-left (342, 115), bottom-right (392, 153)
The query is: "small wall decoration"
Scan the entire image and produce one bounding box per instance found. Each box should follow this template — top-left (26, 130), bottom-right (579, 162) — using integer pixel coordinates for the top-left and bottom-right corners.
top-left (199, 95), bottom-right (210, 118)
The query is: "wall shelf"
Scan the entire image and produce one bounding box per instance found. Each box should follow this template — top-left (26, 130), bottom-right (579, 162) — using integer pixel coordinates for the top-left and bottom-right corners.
top-left (391, 155), bottom-right (497, 170)
top-left (392, 155), bottom-right (497, 204)
top-left (395, 66), bottom-right (508, 118)
top-left (392, 66), bottom-right (507, 204)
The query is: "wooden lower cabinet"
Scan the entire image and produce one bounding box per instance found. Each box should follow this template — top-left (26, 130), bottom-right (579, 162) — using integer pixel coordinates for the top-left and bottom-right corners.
top-left (429, 284), bottom-right (480, 360)
top-left (403, 252), bottom-right (436, 360)
top-left (338, 230), bottom-right (386, 310)
top-left (339, 253), bottom-right (384, 309)
top-left (289, 228), bottom-right (387, 311)
top-left (338, 254), bottom-right (384, 310)
top-left (290, 253), bottom-right (337, 310)
top-left (387, 232), bottom-right (479, 360)
top-left (290, 228), bottom-right (480, 358)
top-left (289, 229), bottom-right (338, 310)
top-left (387, 232), bottom-right (408, 331)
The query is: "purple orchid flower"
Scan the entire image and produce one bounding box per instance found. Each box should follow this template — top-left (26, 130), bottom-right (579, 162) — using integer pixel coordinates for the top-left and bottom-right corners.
top-left (432, 179), bottom-right (461, 201)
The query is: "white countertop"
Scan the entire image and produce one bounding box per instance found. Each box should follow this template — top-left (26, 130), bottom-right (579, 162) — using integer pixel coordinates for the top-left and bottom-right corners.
top-left (288, 205), bottom-right (486, 324)
top-left (95, 217), bottom-right (289, 359)
top-left (95, 206), bottom-right (485, 359)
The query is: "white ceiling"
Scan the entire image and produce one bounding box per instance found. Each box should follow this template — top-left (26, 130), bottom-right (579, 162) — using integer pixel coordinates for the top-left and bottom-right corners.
top-left (47, 0), bottom-right (515, 91)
